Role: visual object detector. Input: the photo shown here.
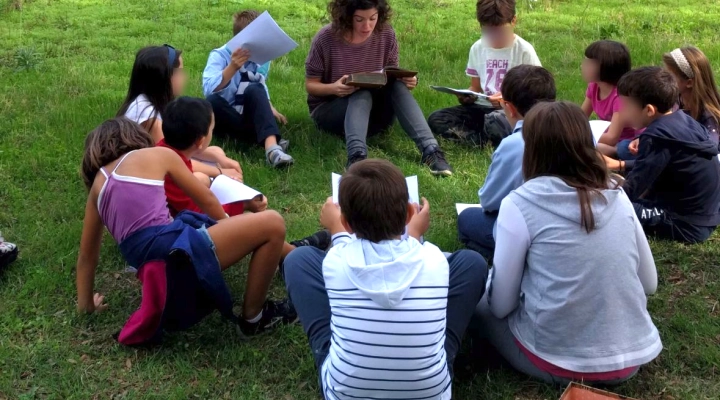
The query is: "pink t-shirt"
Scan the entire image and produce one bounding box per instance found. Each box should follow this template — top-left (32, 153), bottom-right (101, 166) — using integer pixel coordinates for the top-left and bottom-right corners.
top-left (586, 83), bottom-right (639, 141)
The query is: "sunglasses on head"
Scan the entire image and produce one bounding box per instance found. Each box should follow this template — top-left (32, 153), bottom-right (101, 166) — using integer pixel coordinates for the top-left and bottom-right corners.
top-left (164, 44), bottom-right (176, 69)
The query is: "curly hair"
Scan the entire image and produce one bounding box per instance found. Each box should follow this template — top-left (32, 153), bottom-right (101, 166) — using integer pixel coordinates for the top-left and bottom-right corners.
top-left (328, 0), bottom-right (392, 36)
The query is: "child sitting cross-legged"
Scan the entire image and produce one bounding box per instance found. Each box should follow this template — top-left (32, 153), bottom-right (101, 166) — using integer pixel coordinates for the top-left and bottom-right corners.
top-left (458, 65), bottom-right (556, 260)
top-left (76, 118), bottom-right (298, 343)
top-left (158, 97), bottom-right (329, 258)
top-left (427, 0), bottom-right (541, 147)
top-left (283, 159), bottom-right (488, 400)
top-left (606, 67), bottom-right (720, 243)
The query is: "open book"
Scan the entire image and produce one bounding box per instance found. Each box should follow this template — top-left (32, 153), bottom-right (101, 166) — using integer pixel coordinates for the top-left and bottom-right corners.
top-left (331, 173), bottom-right (422, 242)
top-left (210, 175), bottom-right (263, 205)
top-left (345, 67), bottom-right (419, 89)
top-left (430, 86), bottom-right (493, 107)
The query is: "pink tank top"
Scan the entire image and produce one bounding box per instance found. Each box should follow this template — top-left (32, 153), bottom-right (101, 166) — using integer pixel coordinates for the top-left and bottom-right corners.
top-left (97, 152), bottom-right (172, 243)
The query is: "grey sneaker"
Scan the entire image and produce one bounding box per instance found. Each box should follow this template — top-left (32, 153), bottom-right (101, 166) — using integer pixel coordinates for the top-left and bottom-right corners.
top-left (266, 145), bottom-right (294, 168)
top-left (278, 139), bottom-right (290, 152)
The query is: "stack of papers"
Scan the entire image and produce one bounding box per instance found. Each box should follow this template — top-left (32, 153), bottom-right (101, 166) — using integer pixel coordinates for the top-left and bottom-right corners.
top-left (210, 175), bottom-right (262, 205)
top-left (225, 11), bottom-right (298, 65)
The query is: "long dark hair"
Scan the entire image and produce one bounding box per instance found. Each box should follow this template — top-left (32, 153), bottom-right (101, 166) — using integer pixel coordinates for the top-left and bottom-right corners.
top-left (117, 45), bottom-right (183, 123)
top-left (522, 101), bottom-right (612, 233)
top-left (329, 0), bottom-right (392, 36)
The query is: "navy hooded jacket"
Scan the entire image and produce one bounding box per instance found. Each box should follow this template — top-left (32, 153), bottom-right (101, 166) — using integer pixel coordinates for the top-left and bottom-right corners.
top-left (624, 111), bottom-right (720, 226)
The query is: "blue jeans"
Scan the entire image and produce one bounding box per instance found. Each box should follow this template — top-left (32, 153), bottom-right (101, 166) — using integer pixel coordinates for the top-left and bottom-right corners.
top-left (283, 247), bottom-right (488, 378)
top-left (457, 207), bottom-right (498, 260)
top-left (616, 139), bottom-right (636, 161)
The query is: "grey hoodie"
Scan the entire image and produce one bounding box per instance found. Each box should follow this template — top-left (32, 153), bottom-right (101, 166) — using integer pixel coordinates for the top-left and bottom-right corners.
top-left (504, 176), bottom-right (662, 373)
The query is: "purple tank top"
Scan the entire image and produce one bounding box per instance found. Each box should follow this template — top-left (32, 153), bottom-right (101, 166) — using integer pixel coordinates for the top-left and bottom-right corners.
top-left (97, 152), bottom-right (172, 243)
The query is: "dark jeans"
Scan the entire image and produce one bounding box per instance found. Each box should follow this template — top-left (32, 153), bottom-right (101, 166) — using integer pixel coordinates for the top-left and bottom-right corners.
top-left (428, 105), bottom-right (512, 148)
top-left (207, 84), bottom-right (280, 145)
top-left (311, 80), bottom-right (438, 156)
top-left (283, 247), bottom-right (488, 377)
top-left (457, 207), bottom-right (498, 260)
top-left (633, 201), bottom-right (715, 243)
top-left (616, 139), bottom-right (637, 161)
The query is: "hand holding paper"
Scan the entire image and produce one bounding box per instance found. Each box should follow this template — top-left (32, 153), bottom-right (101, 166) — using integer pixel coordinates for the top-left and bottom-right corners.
top-left (225, 11), bottom-right (298, 65)
top-left (407, 198), bottom-right (430, 240)
top-left (320, 197), bottom-right (345, 235)
top-left (211, 175), bottom-right (262, 205)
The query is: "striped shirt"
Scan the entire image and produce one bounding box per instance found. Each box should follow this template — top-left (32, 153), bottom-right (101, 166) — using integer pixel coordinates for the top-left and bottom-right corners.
top-left (305, 24), bottom-right (399, 113)
top-left (321, 234), bottom-right (452, 400)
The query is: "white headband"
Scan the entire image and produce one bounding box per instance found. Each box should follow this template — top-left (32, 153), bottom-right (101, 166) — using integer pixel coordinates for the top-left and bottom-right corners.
top-left (671, 48), bottom-right (694, 78)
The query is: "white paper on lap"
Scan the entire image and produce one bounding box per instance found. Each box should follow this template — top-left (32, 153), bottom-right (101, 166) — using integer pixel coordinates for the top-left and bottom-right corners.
top-left (589, 120), bottom-right (612, 145)
top-left (455, 203), bottom-right (483, 215)
top-left (210, 175), bottom-right (262, 205)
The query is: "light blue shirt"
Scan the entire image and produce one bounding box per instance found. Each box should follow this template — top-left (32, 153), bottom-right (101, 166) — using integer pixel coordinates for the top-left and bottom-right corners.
top-left (202, 46), bottom-right (270, 105)
top-left (478, 120), bottom-right (525, 212)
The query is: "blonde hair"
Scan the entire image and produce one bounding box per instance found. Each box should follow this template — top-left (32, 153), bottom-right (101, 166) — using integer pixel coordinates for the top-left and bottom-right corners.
top-left (232, 10), bottom-right (260, 35)
top-left (81, 118), bottom-right (154, 190)
top-left (663, 46), bottom-right (720, 126)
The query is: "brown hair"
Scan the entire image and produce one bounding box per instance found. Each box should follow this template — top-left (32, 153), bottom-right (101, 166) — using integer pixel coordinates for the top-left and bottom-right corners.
top-left (81, 118), bottom-right (154, 190)
top-left (617, 66), bottom-right (678, 114)
top-left (663, 46), bottom-right (720, 127)
top-left (329, 0), bottom-right (392, 36)
top-left (584, 40), bottom-right (632, 85)
top-left (476, 0), bottom-right (516, 26)
top-left (339, 159), bottom-right (408, 242)
top-left (522, 102), bottom-right (612, 233)
top-left (233, 10), bottom-right (260, 36)
top-left (501, 65), bottom-right (556, 116)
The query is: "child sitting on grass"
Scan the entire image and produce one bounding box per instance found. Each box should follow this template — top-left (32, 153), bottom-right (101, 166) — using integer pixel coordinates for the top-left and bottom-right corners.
top-left (118, 45), bottom-right (243, 181)
top-left (428, 0), bottom-right (541, 147)
top-left (76, 118), bottom-right (297, 340)
top-left (159, 97), bottom-right (329, 256)
top-left (580, 40), bottom-right (640, 159)
top-left (458, 65), bottom-right (555, 260)
top-left (283, 159), bottom-right (488, 400)
top-left (607, 67), bottom-right (720, 243)
top-left (202, 10), bottom-right (293, 167)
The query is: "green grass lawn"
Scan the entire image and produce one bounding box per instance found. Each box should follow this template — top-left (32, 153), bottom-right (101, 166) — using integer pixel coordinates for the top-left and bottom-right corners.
top-left (1, 0), bottom-right (720, 398)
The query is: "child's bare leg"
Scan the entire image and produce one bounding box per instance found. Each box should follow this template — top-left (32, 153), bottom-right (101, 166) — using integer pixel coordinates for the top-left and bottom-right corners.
top-left (263, 135), bottom-right (279, 151)
top-left (282, 242), bottom-right (296, 259)
top-left (193, 172), bottom-right (211, 187)
top-left (207, 210), bottom-right (286, 319)
top-left (597, 143), bottom-right (618, 158)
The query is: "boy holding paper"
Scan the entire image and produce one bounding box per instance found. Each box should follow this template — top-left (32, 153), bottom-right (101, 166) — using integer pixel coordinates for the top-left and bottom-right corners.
top-left (159, 97), bottom-right (330, 257)
top-left (283, 159), bottom-right (487, 399)
top-left (202, 10), bottom-right (294, 168)
top-left (428, 0), bottom-right (541, 148)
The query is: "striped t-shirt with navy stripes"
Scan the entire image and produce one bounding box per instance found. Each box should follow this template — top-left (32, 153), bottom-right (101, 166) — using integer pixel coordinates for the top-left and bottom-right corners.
top-left (321, 235), bottom-right (452, 400)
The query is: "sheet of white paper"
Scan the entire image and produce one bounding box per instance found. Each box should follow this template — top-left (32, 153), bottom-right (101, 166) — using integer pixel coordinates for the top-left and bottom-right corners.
top-left (589, 120), bottom-right (611, 145)
top-left (331, 173), bottom-right (422, 242)
top-left (225, 11), bottom-right (298, 65)
top-left (211, 175), bottom-right (262, 205)
top-left (430, 85), bottom-right (493, 107)
top-left (455, 203), bottom-right (483, 215)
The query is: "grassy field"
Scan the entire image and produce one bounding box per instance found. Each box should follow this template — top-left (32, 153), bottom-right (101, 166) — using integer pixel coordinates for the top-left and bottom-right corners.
top-left (1, 0), bottom-right (720, 398)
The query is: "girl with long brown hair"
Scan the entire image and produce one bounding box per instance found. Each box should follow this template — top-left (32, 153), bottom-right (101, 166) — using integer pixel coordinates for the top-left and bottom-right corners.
top-left (473, 101), bottom-right (661, 386)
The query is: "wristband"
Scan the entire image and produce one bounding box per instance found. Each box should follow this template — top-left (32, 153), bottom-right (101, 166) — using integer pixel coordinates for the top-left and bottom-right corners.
top-left (217, 166), bottom-right (223, 177)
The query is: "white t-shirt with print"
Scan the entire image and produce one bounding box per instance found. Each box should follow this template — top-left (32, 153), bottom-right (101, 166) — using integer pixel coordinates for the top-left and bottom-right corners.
top-left (466, 35), bottom-right (541, 95)
top-left (124, 94), bottom-right (161, 125)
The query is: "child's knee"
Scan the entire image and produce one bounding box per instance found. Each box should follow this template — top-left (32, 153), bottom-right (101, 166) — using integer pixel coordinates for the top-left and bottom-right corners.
top-left (261, 210), bottom-right (286, 237)
top-left (207, 145), bottom-right (226, 157)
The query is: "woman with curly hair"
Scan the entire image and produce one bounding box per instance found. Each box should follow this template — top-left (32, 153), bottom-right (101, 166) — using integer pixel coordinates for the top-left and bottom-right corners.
top-left (305, 0), bottom-right (454, 176)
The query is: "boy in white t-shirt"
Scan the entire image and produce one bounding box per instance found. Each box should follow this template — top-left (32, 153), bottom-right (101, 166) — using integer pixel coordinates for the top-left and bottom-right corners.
top-left (428, 0), bottom-right (541, 148)
top-left (283, 159), bottom-right (488, 400)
